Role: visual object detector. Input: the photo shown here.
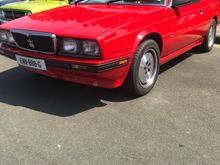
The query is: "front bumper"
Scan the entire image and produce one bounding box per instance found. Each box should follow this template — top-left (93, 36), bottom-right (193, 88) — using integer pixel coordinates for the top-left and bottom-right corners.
top-left (0, 43), bottom-right (131, 88)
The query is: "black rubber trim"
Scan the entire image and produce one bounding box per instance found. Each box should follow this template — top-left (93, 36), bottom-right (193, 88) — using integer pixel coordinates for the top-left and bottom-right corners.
top-left (0, 49), bottom-right (16, 60)
top-left (0, 50), bottom-right (129, 72)
top-left (46, 57), bottom-right (130, 72)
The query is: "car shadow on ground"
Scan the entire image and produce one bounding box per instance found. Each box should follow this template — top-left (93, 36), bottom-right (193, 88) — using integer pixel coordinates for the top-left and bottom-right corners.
top-left (1, 35), bottom-right (220, 117)
top-left (1, 34), bottom-right (220, 116)
top-left (0, 51), bottom-right (198, 117)
top-left (215, 36), bottom-right (220, 45)
top-left (0, 67), bottom-right (135, 116)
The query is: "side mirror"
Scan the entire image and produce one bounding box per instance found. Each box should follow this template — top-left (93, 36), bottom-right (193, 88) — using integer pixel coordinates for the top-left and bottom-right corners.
top-left (171, 0), bottom-right (191, 8)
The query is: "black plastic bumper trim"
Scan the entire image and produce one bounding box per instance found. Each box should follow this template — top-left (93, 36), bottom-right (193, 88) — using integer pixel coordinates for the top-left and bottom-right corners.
top-left (0, 49), bottom-right (129, 73)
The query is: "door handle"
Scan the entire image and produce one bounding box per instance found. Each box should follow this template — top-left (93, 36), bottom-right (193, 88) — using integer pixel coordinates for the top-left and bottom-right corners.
top-left (200, 10), bottom-right (203, 15)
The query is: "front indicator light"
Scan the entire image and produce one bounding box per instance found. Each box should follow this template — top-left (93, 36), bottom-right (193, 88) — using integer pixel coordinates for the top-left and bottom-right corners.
top-left (82, 40), bottom-right (100, 56)
top-left (118, 59), bottom-right (129, 65)
top-left (71, 64), bottom-right (88, 70)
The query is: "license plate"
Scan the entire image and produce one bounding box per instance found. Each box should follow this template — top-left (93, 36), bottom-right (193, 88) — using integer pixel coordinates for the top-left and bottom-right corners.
top-left (16, 55), bottom-right (47, 71)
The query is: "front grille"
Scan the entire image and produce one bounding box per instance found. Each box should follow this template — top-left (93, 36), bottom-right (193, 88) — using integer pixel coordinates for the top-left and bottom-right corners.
top-left (3, 10), bottom-right (27, 20)
top-left (11, 29), bottom-right (57, 54)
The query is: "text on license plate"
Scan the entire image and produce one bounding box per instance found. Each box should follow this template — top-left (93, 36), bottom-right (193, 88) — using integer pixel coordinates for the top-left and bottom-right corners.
top-left (15, 55), bottom-right (47, 71)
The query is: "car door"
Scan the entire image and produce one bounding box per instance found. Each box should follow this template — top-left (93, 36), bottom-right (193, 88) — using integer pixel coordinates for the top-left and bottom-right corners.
top-left (163, 0), bottom-right (201, 55)
top-left (197, 0), bottom-right (218, 37)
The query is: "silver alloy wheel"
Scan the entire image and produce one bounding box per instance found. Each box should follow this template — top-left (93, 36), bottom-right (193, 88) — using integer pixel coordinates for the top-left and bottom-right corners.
top-left (138, 48), bottom-right (158, 88)
top-left (208, 24), bottom-right (215, 48)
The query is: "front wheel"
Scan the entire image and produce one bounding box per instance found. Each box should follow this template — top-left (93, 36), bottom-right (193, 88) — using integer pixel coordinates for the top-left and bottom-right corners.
top-left (124, 40), bottom-right (160, 96)
top-left (199, 19), bottom-right (217, 52)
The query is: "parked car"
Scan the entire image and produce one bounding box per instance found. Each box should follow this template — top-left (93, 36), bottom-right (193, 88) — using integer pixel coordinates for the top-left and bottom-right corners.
top-left (0, 0), bottom-right (69, 24)
top-left (0, 0), bottom-right (24, 6)
top-left (0, 0), bottom-right (220, 96)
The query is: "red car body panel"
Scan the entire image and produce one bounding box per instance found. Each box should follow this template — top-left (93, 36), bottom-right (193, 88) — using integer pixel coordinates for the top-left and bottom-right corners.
top-left (0, 0), bottom-right (219, 88)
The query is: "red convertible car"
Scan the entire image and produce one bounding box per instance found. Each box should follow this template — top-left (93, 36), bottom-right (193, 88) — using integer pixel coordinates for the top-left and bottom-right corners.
top-left (0, 0), bottom-right (219, 96)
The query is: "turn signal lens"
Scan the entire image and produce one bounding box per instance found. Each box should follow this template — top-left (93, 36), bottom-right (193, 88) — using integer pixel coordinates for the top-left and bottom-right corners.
top-left (118, 59), bottom-right (128, 65)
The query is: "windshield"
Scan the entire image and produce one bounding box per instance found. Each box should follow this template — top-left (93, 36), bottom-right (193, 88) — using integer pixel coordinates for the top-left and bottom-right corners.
top-left (80, 0), bottom-right (165, 5)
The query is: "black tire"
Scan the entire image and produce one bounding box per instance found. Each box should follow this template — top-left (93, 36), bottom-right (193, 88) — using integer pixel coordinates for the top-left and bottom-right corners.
top-left (124, 39), bottom-right (160, 96)
top-left (199, 19), bottom-right (217, 52)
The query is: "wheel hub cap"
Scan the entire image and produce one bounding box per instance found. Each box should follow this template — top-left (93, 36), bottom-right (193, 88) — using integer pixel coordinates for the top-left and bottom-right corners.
top-left (138, 49), bottom-right (157, 88)
top-left (208, 25), bottom-right (215, 48)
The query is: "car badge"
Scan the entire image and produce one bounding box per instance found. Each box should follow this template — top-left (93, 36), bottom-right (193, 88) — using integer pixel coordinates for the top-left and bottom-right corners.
top-left (26, 38), bottom-right (35, 49)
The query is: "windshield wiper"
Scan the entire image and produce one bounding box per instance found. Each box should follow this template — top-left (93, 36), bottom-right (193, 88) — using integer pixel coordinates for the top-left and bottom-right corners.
top-left (71, 0), bottom-right (85, 4)
top-left (106, 0), bottom-right (122, 5)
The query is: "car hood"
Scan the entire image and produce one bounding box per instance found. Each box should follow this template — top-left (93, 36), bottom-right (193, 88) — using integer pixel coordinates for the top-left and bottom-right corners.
top-left (0, 0), bottom-right (68, 13)
top-left (1, 4), bottom-right (164, 39)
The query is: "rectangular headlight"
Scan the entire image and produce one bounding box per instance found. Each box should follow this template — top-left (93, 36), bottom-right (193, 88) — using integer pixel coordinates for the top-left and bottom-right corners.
top-left (0, 10), bottom-right (5, 19)
top-left (63, 38), bottom-right (78, 54)
top-left (0, 30), bottom-right (15, 44)
top-left (0, 30), bottom-right (8, 42)
top-left (82, 40), bottom-right (100, 57)
top-left (7, 32), bottom-right (15, 43)
top-left (60, 38), bottom-right (100, 58)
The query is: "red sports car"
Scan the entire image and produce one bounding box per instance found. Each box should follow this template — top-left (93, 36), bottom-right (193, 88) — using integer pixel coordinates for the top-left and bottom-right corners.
top-left (0, 0), bottom-right (219, 96)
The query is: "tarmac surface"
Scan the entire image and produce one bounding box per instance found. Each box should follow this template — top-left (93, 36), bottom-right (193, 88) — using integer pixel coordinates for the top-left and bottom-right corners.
top-left (0, 30), bottom-right (220, 165)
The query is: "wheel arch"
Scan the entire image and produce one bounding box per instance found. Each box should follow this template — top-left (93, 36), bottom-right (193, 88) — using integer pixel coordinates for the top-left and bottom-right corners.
top-left (213, 15), bottom-right (218, 23)
top-left (132, 31), bottom-right (163, 55)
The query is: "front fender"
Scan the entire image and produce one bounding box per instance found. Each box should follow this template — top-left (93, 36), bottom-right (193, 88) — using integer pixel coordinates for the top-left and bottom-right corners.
top-left (131, 29), bottom-right (161, 53)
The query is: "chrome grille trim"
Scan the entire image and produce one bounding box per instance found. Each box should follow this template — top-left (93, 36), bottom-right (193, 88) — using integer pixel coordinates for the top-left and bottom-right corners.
top-left (2, 9), bottom-right (27, 20)
top-left (11, 29), bottom-right (57, 54)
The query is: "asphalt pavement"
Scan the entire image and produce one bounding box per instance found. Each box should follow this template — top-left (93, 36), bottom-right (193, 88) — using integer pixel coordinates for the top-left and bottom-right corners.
top-left (0, 30), bottom-right (220, 165)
